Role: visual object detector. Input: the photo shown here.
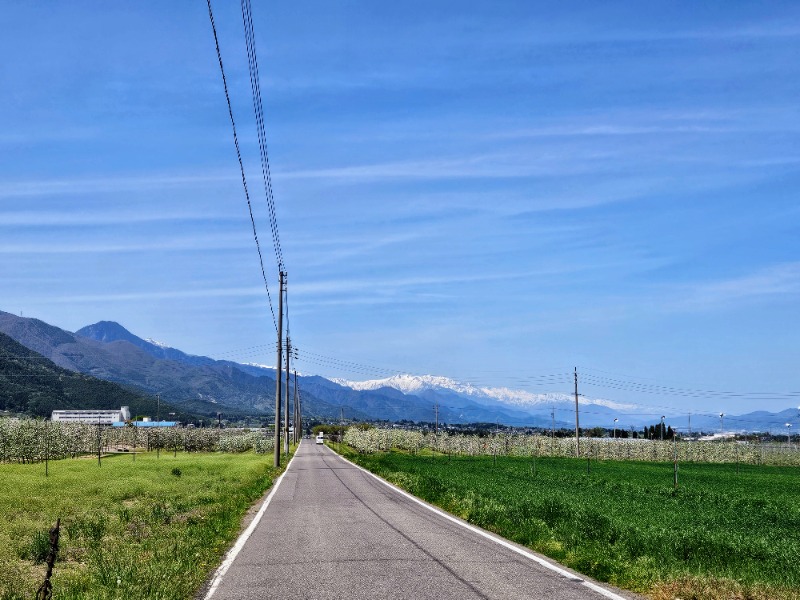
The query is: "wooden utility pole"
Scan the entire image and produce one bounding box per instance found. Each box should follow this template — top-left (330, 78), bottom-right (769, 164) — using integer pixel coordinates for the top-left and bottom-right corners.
top-left (156, 393), bottom-right (161, 458)
top-left (273, 271), bottom-right (284, 467)
top-left (284, 335), bottom-right (290, 455)
top-left (293, 370), bottom-right (299, 443)
top-left (295, 371), bottom-right (302, 441)
top-left (574, 367), bottom-right (580, 458)
top-left (434, 403), bottom-right (439, 434)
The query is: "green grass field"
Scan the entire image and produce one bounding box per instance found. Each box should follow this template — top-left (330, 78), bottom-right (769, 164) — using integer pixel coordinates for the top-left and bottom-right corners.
top-left (1, 451), bottom-right (289, 600)
top-left (339, 447), bottom-right (800, 600)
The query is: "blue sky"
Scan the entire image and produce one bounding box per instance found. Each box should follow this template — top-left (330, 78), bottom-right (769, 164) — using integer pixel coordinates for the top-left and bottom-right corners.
top-left (2, 1), bottom-right (799, 416)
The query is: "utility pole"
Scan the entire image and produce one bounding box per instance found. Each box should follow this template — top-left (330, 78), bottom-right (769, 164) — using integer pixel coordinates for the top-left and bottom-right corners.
top-left (296, 370), bottom-right (302, 442)
top-left (273, 271), bottom-right (284, 468)
top-left (155, 392), bottom-right (161, 458)
top-left (97, 415), bottom-right (102, 466)
top-left (434, 403), bottom-right (439, 435)
top-left (688, 413), bottom-right (692, 438)
top-left (574, 367), bottom-right (580, 458)
top-left (293, 370), bottom-right (299, 443)
top-left (284, 335), bottom-right (290, 456)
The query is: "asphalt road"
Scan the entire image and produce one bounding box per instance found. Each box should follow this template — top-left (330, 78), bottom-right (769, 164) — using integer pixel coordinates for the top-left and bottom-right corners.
top-left (204, 440), bottom-right (640, 600)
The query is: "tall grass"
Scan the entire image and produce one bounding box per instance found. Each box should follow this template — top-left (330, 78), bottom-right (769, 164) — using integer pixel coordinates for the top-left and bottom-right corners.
top-left (339, 447), bottom-right (800, 600)
top-left (0, 451), bottom-right (290, 600)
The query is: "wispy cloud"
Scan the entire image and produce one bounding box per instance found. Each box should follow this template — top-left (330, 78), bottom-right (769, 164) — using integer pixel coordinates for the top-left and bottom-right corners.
top-left (556, 262), bottom-right (800, 326)
top-left (50, 286), bottom-right (262, 303)
top-left (279, 152), bottom-right (616, 182)
top-left (614, 23), bottom-right (800, 43)
top-left (0, 172), bottom-right (237, 198)
top-left (292, 266), bottom-right (586, 299)
top-left (491, 20), bottom-right (800, 48)
top-left (290, 231), bottom-right (428, 268)
top-left (681, 262), bottom-right (800, 309)
top-left (0, 233), bottom-right (250, 254)
top-left (0, 210), bottom-right (237, 227)
top-left (489, 123), bottom-right (735, 140)
top-left (0, 127), bottom-right (99, 145)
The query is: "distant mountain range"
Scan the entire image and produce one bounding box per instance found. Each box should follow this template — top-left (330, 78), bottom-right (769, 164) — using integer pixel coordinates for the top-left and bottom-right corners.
top-left (0, 330), bottom-right (171, 419)
top-left (335, 374), bottom-right (800, 434)
top-left (0, 310), bottom-right (796, 431)
top-left (76, 321), bottom-right (217, 368)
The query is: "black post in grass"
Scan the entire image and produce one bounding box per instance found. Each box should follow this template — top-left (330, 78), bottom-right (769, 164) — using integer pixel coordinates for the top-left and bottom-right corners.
top-left (35, 519), bottom-right (60, 600)
top-left (673, 438), bottom-right (678, 489)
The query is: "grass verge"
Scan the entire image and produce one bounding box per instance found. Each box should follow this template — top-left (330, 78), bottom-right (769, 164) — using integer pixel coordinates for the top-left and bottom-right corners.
top-left (336, 446), bottom-right (800, 600)
top-left (0, 449), bottom-right (292, 600)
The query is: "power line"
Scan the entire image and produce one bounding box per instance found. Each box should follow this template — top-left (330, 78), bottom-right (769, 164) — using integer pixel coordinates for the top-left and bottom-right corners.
top-left (240, 0), bottom-right (284, 273)
top-left (206, 0), bottom-right (277, 332)
top-left (580, 372), bottom-right (800, 402)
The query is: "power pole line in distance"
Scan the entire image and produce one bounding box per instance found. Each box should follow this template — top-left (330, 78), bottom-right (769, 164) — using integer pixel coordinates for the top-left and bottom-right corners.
top-left (574, 367), bottom-right (580, 458)
top-left (273, 271), bottom-right (284, 467)
top-left (284, 333), bottom-right (290, 455)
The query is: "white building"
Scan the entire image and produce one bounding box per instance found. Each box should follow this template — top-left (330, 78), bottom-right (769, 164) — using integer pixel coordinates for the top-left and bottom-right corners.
top-left (51, 406), bottom-right (131, 425)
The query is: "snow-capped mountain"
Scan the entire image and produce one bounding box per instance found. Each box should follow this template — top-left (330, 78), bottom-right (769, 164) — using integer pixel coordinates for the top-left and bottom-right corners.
top-left (3, 311), bottom-right (794, 431)
top-left (333, 374), bottom-right (637, 412)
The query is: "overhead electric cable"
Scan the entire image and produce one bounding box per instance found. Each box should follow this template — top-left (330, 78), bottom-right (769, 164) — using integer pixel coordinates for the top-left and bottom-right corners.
top-left (240, 0), bottom-right (284, 272)
top-left (580, 373), bottom-right (800, 401)
top-left (206, 0), bottom-right (277, 332)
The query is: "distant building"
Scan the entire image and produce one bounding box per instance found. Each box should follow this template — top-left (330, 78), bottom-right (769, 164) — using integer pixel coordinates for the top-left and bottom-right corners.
top-left (51, 406), bottom-right (131, 425)
top-left (111, 420), bottom-right (177, 428)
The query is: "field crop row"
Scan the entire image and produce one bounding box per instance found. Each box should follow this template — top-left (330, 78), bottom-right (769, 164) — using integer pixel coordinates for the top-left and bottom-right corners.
top-left (343, 427), bottom-right (800, 466)
top-left (337, 445), bottom-right (800, 600)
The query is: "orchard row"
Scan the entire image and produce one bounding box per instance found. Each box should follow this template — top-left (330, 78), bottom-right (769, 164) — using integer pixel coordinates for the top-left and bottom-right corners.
top-left (343, 428), bottom-right (800, 466)
top-left (0, 419), bottom-right (274, 463)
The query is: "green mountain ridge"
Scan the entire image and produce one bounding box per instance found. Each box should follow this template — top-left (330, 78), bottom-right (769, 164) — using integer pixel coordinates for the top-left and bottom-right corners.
top-left (0, 331), bottom-right (168, 419)
top-left (0, 311), bottom-right (365, 421)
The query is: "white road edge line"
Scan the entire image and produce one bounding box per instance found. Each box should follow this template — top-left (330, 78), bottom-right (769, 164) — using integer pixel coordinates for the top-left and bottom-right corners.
top-left (330, 446), bottom-right (630, 600)
top-left (204, 450), bottom-right (298, 600)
